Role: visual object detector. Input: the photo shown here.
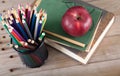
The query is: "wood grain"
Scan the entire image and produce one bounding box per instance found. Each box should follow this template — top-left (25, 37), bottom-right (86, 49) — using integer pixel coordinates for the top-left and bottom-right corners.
top-left (0, 0), bottom-right (120, 76)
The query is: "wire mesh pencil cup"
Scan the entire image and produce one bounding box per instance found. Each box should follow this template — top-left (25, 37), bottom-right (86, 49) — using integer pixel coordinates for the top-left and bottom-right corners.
top-left (11, 38), bottom-right (48, 68)
top-left (0, 3), bottom-right (48, 68)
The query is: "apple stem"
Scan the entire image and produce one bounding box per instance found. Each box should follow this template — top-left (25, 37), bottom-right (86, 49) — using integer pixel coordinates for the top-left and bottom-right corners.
top-left (76, 16), bottom-right (81, 20)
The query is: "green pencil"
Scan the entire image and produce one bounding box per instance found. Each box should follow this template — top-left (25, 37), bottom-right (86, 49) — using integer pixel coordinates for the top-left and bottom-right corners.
top-left (40, 12), bottom-right (47, 33)
top-left (38, 32), bottom-right (45, 41)
top-left (1, 21), bottom-right (22, 46)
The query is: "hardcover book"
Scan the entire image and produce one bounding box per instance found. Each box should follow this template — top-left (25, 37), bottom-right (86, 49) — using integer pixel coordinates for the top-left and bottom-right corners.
top-left (33, 0), bottom-right (115, 64)
top-left (37, 0), bottom-right (102, 52)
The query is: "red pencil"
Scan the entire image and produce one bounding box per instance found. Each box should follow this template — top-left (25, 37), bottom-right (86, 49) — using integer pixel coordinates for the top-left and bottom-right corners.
top-left (8, 27), bottom-right (25, 41)
top-left (8, 29), bottom-right (21, 43)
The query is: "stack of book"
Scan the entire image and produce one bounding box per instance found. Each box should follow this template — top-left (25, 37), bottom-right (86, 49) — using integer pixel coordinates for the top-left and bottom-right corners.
top-left (34, 0), bottom-right (115, 64)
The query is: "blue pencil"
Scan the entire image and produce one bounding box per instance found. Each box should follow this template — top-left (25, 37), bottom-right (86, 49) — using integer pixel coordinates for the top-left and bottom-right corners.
top-left (9, 16), bottom-right (23, 36)
top-left (29, 9), bottom-right (34, 29)
top-left (30, 10), bottom-right (37, 37)
top-left (22, 19), bottom-right (32, 39)
top-left (9, 20), bottom-right (21, 34)
top-left (16, 20), bottom-right (28, 41)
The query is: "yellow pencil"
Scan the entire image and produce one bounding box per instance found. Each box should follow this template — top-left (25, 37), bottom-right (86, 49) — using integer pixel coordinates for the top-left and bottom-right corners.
top-left (43, 30), bottom-right (85, 48)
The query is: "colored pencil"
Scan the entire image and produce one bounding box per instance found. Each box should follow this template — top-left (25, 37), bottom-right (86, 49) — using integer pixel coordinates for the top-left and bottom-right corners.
top-left (20, 41), bottom-right (36, 50)
top-left (38, 32), bottom-right (45, 41)
top-left (25, 5), bottom-right (28, 18)
top-left (18, 4), bottom-right (22, 21)
top-left (29, 8), bottom-right (35, 29)
top-left (27, 5), bottom-right (31, 26)
top-left (9, 28), bottom-right (25, 42)
top-left (9, 20), bottom-right (22, 35)
top-left (34, 13), bottom-right (40, 40)
top-left (36, 20), bottom-right (42, 39)
top-left (31, 40), bottom-right (38, 46)
top-left (14, 44), bottom-right (30, 51)
top-left (1, 21), bottom-right (22, 46)
top-left (30, 9), bottom-right (37, 37)
top-left (11, 8), bottom-right (23, 25)
top-left (0, 4), bottom-right (47, 53)
top-left (16, 19), bottom-right (28, 41)
top-left (40, 12), bottom-right (47, 33)
top-left (0, 5), bottom-right (49, 67)
top-left (22, 19), bottom-right (32, 39)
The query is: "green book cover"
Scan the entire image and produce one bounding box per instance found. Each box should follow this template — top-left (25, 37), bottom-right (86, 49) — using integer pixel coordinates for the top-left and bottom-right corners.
top-left (37, 0), bottom-right (102, 51)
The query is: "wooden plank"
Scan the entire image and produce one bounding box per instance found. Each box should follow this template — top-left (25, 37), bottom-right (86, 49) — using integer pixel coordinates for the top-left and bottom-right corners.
top-left (7, 59), bottom-right (120, 76)
top-left (106, 15), bottom-right (120, 36)
top-left (0, 35), bottom-right (120, 76)
top-left (0, 24), bottom-right (7, 34)
top-left (0, 34), bottom-right (10, 44)
top-left (1, 35), bottom-right (119, 65)
top-left (0, 34), bottom-right (14, 55)
top-left (1, 57), bottom-right (120, 76)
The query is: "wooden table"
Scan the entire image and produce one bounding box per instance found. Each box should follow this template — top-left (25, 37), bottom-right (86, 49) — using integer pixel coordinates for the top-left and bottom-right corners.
top-left (0, 0), bottom-right (120, 76)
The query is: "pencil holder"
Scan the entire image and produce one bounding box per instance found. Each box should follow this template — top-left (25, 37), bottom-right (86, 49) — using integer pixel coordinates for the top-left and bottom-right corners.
top-left (11, 39), bottom-right (48, 68)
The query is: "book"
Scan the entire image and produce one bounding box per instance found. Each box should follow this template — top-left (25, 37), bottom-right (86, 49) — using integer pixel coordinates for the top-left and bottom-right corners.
top-left (45, 11), bottom-right (114, 64)
top-left (36, 0), bottom-right (103, 52)
top-left (33, 0), bottom-right (115, 64)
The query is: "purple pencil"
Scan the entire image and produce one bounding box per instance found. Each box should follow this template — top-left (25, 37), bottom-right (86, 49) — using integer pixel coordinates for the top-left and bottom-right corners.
top-left (27, 5), bottom-right (31, 27)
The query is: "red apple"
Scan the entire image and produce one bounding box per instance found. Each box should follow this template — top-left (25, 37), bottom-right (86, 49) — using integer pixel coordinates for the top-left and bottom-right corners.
top-left (62, 6), bottom-right (92, 37)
